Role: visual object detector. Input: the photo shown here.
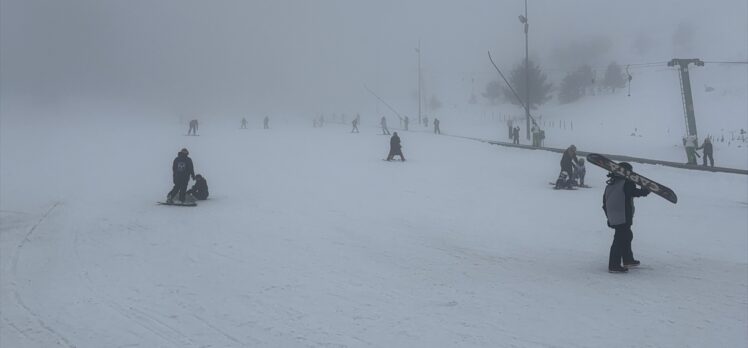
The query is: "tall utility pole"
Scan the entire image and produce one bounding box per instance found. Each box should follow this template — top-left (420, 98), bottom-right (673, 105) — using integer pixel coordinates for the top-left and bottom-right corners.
top-left (668, 58), bottom-right (704, 141)
top-left (416, 40), bottom-right (422, 125)
top-left (519, 0), bottom-right (530, 140)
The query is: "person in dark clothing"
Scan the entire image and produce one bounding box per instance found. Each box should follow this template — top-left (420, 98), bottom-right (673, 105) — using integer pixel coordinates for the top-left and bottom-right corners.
top-left (602, 162), bottom-right (650, 273)
top-left (263, 116), bottom-right (270, 129)
top-left (556, 145), bottom-right (579, 189)
top-left (404, 116), bottom-right (409, 131)
top-left (512, 126), bottom-right (520, 144)
top-left (697, 137), bottom-right (714, 167)
top-left (167, 148), bottom-right (195, 203)
top-left (433, 118), bottom-right (441, 134)
top-left (186, 174), bottom-right (209, 200)
top-left (188, 119), bottom-right (199, 135)
top-left (351, 116), bottom-right (360, 133)
top-left (386, 132), bottom-right (405, 161)
top-left (241, 118), bottom-right (247, 129)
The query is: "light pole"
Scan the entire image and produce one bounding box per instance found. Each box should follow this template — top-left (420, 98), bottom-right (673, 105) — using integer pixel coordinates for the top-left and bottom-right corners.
top-left (415, 40), bottom-right (422, 125)
top-left (519, 0), bottom-right (530, 140)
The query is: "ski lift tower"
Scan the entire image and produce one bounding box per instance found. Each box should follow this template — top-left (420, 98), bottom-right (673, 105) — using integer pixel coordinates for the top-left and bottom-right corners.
top-left (668, 58), bottom-right (704, 142)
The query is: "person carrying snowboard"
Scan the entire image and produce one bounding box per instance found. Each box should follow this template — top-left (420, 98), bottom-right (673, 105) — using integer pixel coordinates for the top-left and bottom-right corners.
top-left (188, 119), bottom-right (199, 135)
top-left (386, 132), bottom-right (405, 161)
top-left (380, 116), bottom-right (390, 135)
top-left (186, 174), bottom-right (209, 200)
top-left (433, 118), bottom-right (441, 134)
top-left (602, 162), bottom-right (650, 273)
top-left (556, 145), bottom-right (579, 189)
top-left (697, 137), bottom-right (714, 167)
top-left (167, 148), bottom-right (195, 204)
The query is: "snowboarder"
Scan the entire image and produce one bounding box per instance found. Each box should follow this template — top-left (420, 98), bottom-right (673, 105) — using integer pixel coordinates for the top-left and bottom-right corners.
top-left (404, 116), bottom-right (409, 131)
top-left (556, 145), bottom-right (579, 189)
top-left (263, 116), bottom-right (270, 129)
top-left (602, 162), bottom-right (650, 273)
top-left (380, 116), bottom-right (390, 135)
top-left (386, 132), bottom-right (405, 161)
top-left (241, 117), bottom-right (248, 129)
top-left (167, 148), bottom-right (195, 204)
top-left (697, 137), bottom-right (714, 167)
top-left (512, 126), bottom-right (520, 145)
top-left (433, 118), bottom-right (441, 134)
top-left (186, 174), bottom-right (209, 200)
top-left (188, 119), bottom-right (199, 135)
top-left (573, 158), bottom-right (587, 187)
top-left (351, 116), bottom-right (359, 133)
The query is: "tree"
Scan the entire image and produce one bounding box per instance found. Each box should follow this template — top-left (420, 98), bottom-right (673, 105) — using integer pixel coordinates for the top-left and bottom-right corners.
top-left (482, 80), bottom-right (504, 105)
top-left (428, 95), bottom-right (442, 112)
top-left (603, 62), bottom-right (626, 92)
top-left (558, 65), bottom-right (594, 104)
top-left (502, 59), bottom-right (553, 109)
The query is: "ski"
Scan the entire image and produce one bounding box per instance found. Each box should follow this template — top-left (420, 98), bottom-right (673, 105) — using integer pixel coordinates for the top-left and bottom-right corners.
top-left (586, 153), bottom-right (678, 204)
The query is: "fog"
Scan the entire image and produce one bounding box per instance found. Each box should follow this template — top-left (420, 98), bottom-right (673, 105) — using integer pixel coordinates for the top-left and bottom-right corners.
top-left (1, 0), bottom-right (746, 117)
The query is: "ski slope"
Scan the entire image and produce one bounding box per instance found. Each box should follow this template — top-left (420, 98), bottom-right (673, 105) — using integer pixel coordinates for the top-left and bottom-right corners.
top-left (1, 118), bottom-right (746, 347)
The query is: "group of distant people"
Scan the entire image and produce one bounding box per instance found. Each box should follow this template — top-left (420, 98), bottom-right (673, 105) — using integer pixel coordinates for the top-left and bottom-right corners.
top-left (379, 116), bottom-right (440, 135)
top-left (507, 121), bottom-right (544, 147)
top-left (683, 135), bottom-right (714, 167)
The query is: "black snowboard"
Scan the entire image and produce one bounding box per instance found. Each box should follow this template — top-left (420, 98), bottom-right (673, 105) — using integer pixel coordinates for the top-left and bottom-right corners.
top-left (586, 153), bottom-right (678, 204)
top-left (157, 201), bottom-right (197, 207)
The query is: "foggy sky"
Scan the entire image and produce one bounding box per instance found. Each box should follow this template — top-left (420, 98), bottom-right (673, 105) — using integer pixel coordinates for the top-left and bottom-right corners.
top-left (1, 0), bottom-right (746, 117)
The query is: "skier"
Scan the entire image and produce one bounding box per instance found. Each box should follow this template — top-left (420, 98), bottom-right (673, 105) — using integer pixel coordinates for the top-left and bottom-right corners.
top-left (404, 116), bottom-right (409, 131)
top-left (386, 132), bottom-right (405, 161)
top-left (433, 118), bottom-right (441, 134)
top-left (380, 116), bottom-right (390, 135)
top-left (602, 162), bottom-right (650, 273)
top-left (186, 174), bottom-right (209, 200)
top-left (263, 116), bottom-right (270, 129)
top-left (683, 135), bottom-right (698, 164)
top-left (697, 137), bottom-right (714, 167)
top-left (573, 158), bottom-right (587, 187)
top-left (241, 117), bottom-right (247, 129)
top-left (351, 116), bottom-right (359, 133)
top-left (512, 126), bottom-right (520, 145)
top-left (556, 145), bottom-right (579, 189)
top-left (188, 119), bottom-right (199, 135)
top-left (167, 148), bottom-right (195, 204)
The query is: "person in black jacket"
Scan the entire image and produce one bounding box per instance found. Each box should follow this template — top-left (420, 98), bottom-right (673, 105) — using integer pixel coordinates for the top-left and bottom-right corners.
top-left (167, 148), bottom-right (195, 203)
top-left (602, 162), bottom-right (650, 273)
top-left (556, 145), bottom-right (579, 189)
top-left (697, 137), bottom-right (714, 167)
top-left (187, 174), bottom-right (209, 200)
top-left (386, 132), bottom-right (405, 161)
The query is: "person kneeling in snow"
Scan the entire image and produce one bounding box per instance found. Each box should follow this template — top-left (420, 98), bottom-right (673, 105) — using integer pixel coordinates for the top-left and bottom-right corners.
top-left (602, 162), bottom-right (650, 273)
top-left (187, 174), bottom-right (209, 200)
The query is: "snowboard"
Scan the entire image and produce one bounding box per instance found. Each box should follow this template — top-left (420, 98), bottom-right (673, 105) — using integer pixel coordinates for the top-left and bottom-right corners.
top-left (586, 153), bottom-right (678, 204)
top-left (157, 201), bottom-right (197, 207)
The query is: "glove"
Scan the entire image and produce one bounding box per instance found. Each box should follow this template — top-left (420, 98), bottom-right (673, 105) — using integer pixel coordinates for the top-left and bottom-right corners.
top-left (641, 189), bottom-right (651, 196)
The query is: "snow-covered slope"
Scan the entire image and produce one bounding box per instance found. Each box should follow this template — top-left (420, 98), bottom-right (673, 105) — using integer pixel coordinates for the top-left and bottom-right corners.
top-left (1, 119), bottom-right (746, 347)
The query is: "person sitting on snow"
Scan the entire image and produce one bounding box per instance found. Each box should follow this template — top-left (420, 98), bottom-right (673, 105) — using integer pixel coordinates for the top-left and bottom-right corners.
top-left (186, 174), bottom-right (209, 200)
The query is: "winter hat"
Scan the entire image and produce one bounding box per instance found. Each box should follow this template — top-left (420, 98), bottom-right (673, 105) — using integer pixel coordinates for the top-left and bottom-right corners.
top-left (619, 162), bottom-right (633, 171)
top-left (180, 148), bottom-right (189, 154)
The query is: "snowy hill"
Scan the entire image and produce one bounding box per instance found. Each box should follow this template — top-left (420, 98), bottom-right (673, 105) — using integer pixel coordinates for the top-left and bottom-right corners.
top-left (1, 118), bottom-right (746, 347)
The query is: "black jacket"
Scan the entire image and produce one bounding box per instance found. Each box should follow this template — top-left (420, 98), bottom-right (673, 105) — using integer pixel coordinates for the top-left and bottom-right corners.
top-left (698, 141), bottom-right (713, 155)
top-left (188, 177), bottom-right (209, 200)
top-left (603, 177), bottom-right (649, 227)
top-left (560, 149), bottom-right (579, 172)
top-left (172, 153), bottom-right (195, 181)
top-left (390, 134), bottom-right (401, 150)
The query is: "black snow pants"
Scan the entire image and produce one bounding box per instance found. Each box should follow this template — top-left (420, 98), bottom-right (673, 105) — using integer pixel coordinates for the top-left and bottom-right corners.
top-left (168, 176), bottom-right (190, 201)
top-left (609, 225), bottom-right (634, 268)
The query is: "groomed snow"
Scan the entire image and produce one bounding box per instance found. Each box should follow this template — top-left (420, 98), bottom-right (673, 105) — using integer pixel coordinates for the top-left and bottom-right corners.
top-left (1, 118), bottom-right (746, 347)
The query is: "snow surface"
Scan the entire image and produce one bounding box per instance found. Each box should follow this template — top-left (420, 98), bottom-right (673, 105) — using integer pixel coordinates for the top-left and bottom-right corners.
top-left (1, 117), bottom-right (746, 347)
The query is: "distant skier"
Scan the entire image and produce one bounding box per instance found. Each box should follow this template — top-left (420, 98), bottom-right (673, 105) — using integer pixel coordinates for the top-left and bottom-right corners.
top-left (556, 145), bottom-right (579, 189)
top-left (186, 174), bottom-right (209, 200)
top-left (263, 116), bottom-right (270, 129)
top-left (512, 126), bottom-right (520, 145)
top-left (683, 135), bottom-right (698, 164)
top-left (188, 119), bottom-right (199, 135)
top-left (433, 118), bottom-right (441, 134)
top-left (241, 117), bottom-right (248, 129)
top-left (404, 116), bottom-right (409, 131)
top-left (697, 137), bottom-right (714, 167)
top-left (602, 162), bottom-right (650, 273)
top-left (351, 116), bottom-right (359, 133)
top-left (386, 132), bottom-right (405, 161)
top-left (167, 148), bottom-right (195, 204)
top-left (380, 116), bottom-right (390, 135)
